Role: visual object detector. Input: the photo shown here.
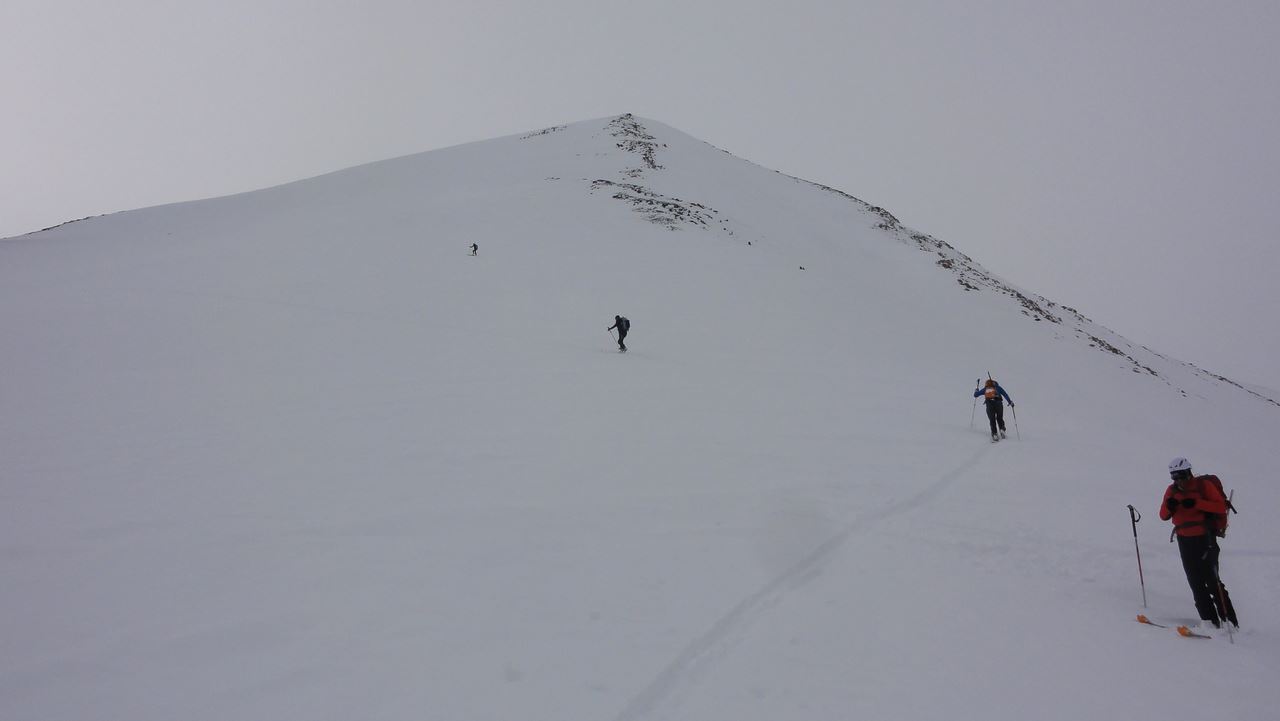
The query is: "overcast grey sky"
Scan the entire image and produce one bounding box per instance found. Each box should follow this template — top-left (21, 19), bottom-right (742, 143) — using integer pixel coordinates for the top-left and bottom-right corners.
top-left (4, 1), bottom-right (1278, 383)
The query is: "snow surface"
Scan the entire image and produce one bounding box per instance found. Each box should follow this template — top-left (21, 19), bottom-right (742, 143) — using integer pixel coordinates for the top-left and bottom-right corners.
top-left (3, 115), bottom-right (1278, 720)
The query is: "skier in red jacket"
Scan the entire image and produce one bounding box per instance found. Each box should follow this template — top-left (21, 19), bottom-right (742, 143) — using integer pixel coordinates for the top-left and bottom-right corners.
top-left (1159, 457), bottom-right (1238, 629)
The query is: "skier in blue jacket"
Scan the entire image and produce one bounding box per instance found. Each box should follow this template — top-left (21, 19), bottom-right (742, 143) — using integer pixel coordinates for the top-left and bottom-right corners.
top-left (974, 379), bottom-right (1014, 441)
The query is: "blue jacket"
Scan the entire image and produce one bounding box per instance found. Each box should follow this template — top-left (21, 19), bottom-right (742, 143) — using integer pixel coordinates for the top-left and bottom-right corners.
top-left (975, 383), bottom-right (1013, 405)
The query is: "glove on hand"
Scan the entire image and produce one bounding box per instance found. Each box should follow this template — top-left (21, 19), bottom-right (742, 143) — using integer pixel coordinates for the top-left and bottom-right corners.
top-left (1166, 497), bottom-right (1179, 514)
top-left (1180, 497), bottom-right (1197, 509)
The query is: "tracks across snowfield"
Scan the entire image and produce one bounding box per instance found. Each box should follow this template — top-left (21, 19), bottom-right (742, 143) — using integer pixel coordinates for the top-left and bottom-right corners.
top-left (613, 445), bottom-right (992, 721)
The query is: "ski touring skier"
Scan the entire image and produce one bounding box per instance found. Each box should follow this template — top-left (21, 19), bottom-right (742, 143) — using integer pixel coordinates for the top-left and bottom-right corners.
top-left (1159, 456), bottom-right (1238, 632)
top-left (973, 378), bottom-right (1014, 442)
top-left (470, 242), bottom-right (478, 256)
top-left (607, 315), bottom-right (630, 352)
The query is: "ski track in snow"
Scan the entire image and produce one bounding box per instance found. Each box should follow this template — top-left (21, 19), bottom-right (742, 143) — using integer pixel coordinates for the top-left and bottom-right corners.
top-left (613, 444), bottom-right (991, 721)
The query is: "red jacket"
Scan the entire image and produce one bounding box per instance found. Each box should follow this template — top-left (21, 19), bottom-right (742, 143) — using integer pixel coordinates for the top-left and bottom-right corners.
top-left (1159, 475), bottom-right (1228, 537)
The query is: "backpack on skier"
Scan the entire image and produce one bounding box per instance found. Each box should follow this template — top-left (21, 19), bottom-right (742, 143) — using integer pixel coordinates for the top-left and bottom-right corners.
top-left (1169, 474), bottom-right (1232, 539)
top-left (1199, 474), bottom-right (1231, 537)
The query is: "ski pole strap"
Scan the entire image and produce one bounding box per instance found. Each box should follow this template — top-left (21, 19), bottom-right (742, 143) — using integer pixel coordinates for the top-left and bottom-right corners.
top-left (1128, 504), bottom-right (1140, 524)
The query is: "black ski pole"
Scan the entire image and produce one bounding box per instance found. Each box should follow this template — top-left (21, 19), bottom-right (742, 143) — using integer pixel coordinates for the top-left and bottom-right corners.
top-left (1212, 492), bottom-right (1236, 642)
top-left (1127, 504), bottom-right (1147, 608)
top-left (1011, 403), bottom-right (1021, 441)
top-left (1211, 537), bottom-right (1235, 644)
top-left (969, 378), bottom-right (980, 429)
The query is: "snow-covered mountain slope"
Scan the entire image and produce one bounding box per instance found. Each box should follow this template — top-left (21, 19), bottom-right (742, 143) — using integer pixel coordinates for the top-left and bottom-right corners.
top-left (3, 115), bottom-right (1277, 721)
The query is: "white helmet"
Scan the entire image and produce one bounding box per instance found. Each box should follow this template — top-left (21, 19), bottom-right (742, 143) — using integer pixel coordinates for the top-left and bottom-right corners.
top-left (1168, 457), bottom-right (1192, 474)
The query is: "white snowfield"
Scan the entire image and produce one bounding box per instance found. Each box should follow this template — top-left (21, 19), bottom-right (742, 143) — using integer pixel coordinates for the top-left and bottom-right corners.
top-left (3, 115), bottom-right (1277, 721)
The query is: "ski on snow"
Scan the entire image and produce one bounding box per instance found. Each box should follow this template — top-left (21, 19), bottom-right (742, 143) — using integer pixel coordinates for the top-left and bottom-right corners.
top-left (1136, 614), bottom-right (1213, 638)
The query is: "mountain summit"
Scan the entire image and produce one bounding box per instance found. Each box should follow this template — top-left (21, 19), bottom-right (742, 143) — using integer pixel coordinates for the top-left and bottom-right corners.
top-left (9, 112), bottom-right (1272, 403)
top-left (3, 115), bottom-right (1278, 721)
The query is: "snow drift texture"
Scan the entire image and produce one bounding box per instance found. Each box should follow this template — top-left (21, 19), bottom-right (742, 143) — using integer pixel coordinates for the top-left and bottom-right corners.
top-left (3, 115), bottom-right (1278, 721)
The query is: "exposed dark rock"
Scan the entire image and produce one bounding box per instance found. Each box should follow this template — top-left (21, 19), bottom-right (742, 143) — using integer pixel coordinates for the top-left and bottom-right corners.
top-left (590, 179), bottom-right (719, 231)
top-left (609, 114), bottom-right (664, 171)
top-left (520, 125), bottom-right (567, 139)
top-left (24, 215), bottom-right (99, 236)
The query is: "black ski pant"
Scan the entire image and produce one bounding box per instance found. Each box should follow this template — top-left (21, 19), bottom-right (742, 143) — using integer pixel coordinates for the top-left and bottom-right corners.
top-left (984, 401), bottom-right (1006, 436)
top-left (1175, 533), bottom-right (1238, 626)
top-left (616, 330), bottom-right (627, 350)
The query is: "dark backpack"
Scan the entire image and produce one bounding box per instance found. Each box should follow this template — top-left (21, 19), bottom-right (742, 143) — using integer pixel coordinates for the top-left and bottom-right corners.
top-left (1199, 474), bottom-right (1230, 537)
top-left (619, 317), bottom-right (630, 333)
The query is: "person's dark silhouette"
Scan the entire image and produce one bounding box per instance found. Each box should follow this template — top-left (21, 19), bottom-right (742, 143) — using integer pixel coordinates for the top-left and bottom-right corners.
top-left (974, 379), bottom-right (1013, 441)
top-left (607, 315), bottom-right (630, 352)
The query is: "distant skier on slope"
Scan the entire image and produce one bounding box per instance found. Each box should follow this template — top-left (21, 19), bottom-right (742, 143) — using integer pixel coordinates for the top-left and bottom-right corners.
top-left (974, 378), bottom-right (1014, 442)
top-left (1159, 456), bottom-right (1238, 630)
top-left (607, 315), bottom-right (630, 352)
top-left (470, 242), bottom-right (478, 256)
